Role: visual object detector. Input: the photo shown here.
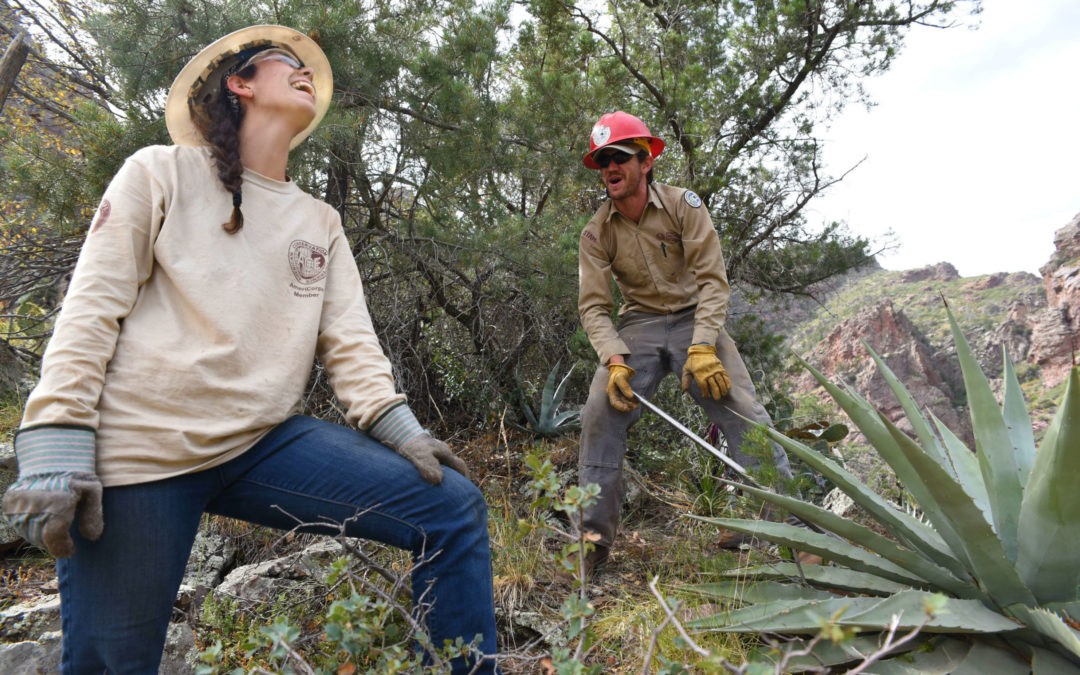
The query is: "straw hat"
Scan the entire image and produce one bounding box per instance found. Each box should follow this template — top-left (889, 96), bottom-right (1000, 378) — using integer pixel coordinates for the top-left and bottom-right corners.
top-left (165, 25), bottom-right (332, 149)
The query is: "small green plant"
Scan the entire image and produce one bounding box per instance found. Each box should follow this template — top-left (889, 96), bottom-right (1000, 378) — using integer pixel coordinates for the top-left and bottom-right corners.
top-left (195, 542), bottom-right (482, 673)
top-left (518, 451), bottom-right (603, 672)
top-left (519, 362), bottom-right (581, 438)
top-left (682, 305), bottom-right (1080, 671)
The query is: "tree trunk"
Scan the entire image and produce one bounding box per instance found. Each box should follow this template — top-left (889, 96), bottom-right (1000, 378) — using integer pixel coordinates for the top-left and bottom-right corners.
top-left (0, 30), bottom-right (30, 115)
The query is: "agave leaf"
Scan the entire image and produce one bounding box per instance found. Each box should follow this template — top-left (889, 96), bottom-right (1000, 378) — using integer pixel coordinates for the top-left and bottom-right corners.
top-left (931, 412), bottom-right (993, 525)
top-left (1045, 601), bottom-right (1080, 624)
top-left (794, 355), bottom-right (975, 576)
top-left (723, 562), bottom-right (912, 596)
top-left (946, 307), bottom-right (1022, 562)
top-left (1031, 646), bottom-right (1080, 673)
top-left (693, 517), bottom-right (929, 588)
top-left (776, 634), bottom-right (934, 671)
top-left (691, 591), bottom-right (1019, 634)
top-left (551, 410), bottom-right (581, 427)
top-left (882, 414), bottom-right (1037, 608)
top-left (684, 580), bottom-right (838, 603)
top-left (1008, 604), bottom-right (1080, 661)
top-left (864, 341), bottom-right (953, 476)
top-left (1017, 368), bottom-right (1080, 603)
top-left (763, 426), bottom-right (970, 583)
top-left (868, 638), bottom-right (1033, 675)
top-left (841, 590), bottom-right (1020, 633)
top-left (1001, 348), bottom-right (1037, 485)
top-left (858, 636), bottom-right (973, 675)
top-left (688, 597), bottom-right (827, 632)
top-left (520, 400), bottom-right (539, 428)
top-left (537, 361), bottom-right (561, 420)
top-left (720, 479), bottom-right (977, 599)
top-left (548, 362), bottom-right (576, 414)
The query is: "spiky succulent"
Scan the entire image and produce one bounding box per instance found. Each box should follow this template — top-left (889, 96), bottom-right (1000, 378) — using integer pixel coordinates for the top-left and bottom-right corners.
top-left (686, 307), bottom-right (1080, 672)
top-left (520, 362), bottom-right (581, 438)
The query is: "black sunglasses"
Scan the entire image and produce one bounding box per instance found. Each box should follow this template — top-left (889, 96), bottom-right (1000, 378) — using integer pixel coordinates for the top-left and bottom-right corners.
top-left (594, 150), bottom-right (643, 168)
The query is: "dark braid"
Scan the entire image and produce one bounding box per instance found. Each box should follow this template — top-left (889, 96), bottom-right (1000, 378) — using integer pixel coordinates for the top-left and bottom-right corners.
top-left (192, 63), bottom-right (256, 234)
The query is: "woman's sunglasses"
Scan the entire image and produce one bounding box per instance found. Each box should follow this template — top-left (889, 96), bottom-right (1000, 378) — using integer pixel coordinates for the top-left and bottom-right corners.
top-left (241, 48), bottom-right (305, 72)
top-left (594, 150), bottom-right (642, 168)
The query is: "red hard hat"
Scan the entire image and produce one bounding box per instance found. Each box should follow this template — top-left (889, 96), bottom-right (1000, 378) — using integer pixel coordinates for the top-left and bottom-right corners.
top-left (583, 111), bottom-right (665, 169)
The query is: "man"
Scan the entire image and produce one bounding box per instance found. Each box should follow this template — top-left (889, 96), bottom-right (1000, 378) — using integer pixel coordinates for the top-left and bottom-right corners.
top-left (574, 111), bottom-right (792, 575)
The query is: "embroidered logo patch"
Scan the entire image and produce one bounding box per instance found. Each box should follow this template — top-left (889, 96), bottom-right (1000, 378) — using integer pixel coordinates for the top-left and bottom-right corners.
top-left (288, 240), bottom-right (328, 285)
top-left (582, 230), bottom-right (598, 243)
top-left (684, 191), bottom-right (702, 208)
top-left (656, 231), bottom-right (681, 244)
top-left (591, 124), bottom-right (611, 147)
top-left (90, 198), bottom-right (111, 233)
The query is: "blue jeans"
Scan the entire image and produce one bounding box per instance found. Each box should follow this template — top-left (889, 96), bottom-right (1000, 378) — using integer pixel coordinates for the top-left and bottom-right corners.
top-left (57, 416), bottom-right (499, 674)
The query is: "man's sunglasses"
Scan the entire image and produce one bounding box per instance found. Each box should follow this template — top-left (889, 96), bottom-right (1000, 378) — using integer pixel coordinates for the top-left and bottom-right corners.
top-left (594, 150), bottom-right (643, 168)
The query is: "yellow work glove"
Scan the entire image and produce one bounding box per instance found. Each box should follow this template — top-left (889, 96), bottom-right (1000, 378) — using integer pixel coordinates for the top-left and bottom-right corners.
top-left (681, 344), bottom-right (731, 400)
top-left (605, 363), bottom-right (639, 412)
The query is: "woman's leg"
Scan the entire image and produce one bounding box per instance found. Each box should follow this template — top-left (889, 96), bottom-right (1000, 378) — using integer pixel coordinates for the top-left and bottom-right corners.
top-left (207, 416), bottom-right (498, 674)
top-left (58, 473), bottom-right (212, 674)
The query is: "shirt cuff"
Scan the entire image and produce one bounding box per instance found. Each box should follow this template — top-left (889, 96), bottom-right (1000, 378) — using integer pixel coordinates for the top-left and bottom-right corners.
top-left (14, 425), bottom-right (96, 476)
top-left (368, 403), bottom-right (426, 450)
top-left (598, 339), bottom-right (631, 367)
top-left (691, 327), bottom-right (720, 348)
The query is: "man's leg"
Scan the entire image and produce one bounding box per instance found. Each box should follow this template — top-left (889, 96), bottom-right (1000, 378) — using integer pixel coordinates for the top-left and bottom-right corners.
top-left (579, 312), bottom-right (670, 551)
top-left (578, 366), bottom-right (643, 550)
top-left (670, 323), bottom-right (792, 478)
top-left (58, 474), bottom-right (212, 673)
top-left (206, 416), bottom-right (498, 674)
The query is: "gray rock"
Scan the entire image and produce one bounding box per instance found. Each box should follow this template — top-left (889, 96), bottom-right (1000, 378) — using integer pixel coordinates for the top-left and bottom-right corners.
top-left (0, 596), bottom-right (61, 642)
top-left (214, 539), bottom-right (342, 607)
top-left (0, 632), bottom-right (60, 674)
top-left (161, 622), bottom-right (197, 674)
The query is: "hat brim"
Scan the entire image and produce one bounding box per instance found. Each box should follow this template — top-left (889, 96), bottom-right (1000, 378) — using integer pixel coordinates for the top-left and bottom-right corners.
top-left (165, 25), bottom-right (332, 150)
top-left (583, 136), bottom-right (664, 169)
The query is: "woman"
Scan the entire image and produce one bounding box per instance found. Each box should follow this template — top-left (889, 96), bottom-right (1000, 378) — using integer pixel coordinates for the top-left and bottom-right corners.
top-left (3, 25), bottom-right (499, 673)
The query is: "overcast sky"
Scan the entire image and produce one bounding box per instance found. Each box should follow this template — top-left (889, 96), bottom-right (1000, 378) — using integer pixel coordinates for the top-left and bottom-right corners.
top-left (809, 0), bottom-right (1080, 278)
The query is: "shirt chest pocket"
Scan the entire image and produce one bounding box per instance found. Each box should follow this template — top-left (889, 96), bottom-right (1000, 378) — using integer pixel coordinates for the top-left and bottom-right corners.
top-left (651, 231), bottom-right (684, 281)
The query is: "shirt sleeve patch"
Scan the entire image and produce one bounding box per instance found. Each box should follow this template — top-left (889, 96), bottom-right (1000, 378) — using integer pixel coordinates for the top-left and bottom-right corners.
top-left (683, 191), bottom-right (702, 208)
top-left (89, 198), bottom-right (111, 233)
top-left (582, 229), bottom-right (598, 243)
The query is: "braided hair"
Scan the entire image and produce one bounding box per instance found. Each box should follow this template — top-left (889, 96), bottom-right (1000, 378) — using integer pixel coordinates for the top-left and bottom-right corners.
top-left (191, 61), bottom-right (257, 234)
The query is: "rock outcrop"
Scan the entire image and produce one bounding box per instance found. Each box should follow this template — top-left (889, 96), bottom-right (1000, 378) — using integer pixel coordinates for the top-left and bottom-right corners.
top-left (1031, 211), bottom-right (1080, 388)
top-left (794, 301), bottom-right (970, 445)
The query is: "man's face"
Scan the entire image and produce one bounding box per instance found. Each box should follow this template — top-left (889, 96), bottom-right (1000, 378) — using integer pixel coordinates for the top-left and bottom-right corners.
top-left (597, 149), bottom-right (652, 201)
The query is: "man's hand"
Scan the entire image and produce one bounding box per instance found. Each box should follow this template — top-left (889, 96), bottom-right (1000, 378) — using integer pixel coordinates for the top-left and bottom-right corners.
top-left (397, 434), bottom-right (472, 485)
top-left (681, 344), bottom-right (731, 400)
top-left (606, 363), bottom-right (639, 412)
top-left (2, 427), bottom-right (103, 558)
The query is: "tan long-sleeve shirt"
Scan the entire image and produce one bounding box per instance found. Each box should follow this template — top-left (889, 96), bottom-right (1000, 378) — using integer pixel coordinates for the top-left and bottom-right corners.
top-left (21, 145), bottom-right (405, 486)
top-left (578, 182), bottom-right (730, 365)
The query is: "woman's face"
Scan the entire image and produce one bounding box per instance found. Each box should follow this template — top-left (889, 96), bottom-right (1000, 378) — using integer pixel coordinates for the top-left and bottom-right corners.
top-left (230, 50), bottom-right (318, 135)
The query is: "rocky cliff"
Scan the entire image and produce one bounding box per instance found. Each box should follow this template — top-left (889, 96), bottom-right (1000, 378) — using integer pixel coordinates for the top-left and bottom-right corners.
top-left (779, 211), bottom-right (1080, 442)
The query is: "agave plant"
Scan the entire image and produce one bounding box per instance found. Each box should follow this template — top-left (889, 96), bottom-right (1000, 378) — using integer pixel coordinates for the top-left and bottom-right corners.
top-left (519, 362), bottom-right (581, 438)
top-left (686, 307), bottom-right (1080, 672)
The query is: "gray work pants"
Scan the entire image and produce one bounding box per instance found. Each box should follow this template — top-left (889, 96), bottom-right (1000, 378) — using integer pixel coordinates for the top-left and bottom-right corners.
top-left (578, 307), bottom-right (792, 548)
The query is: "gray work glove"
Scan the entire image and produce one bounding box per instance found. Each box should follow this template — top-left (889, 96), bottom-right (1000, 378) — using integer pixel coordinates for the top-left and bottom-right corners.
top-left (2, 426), bottom-right (103, 557)
top-left (397, 434), bottom-right (471, 485)
top-left (369, 404), bottom-right (471, 485)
